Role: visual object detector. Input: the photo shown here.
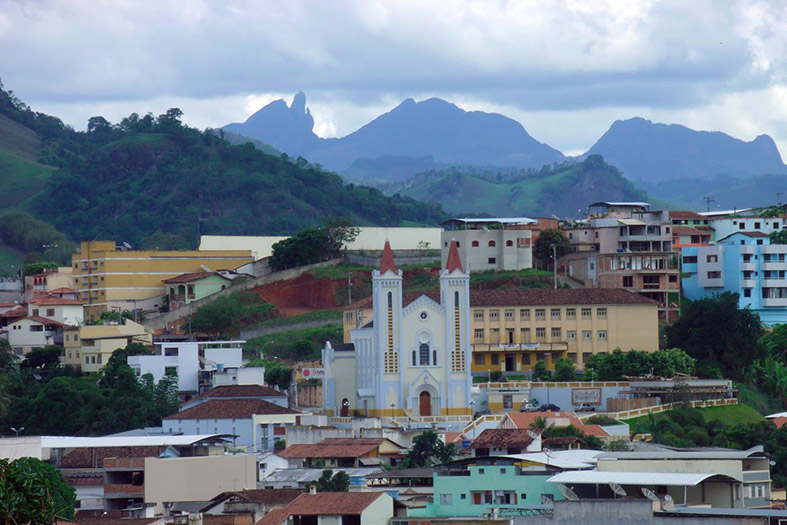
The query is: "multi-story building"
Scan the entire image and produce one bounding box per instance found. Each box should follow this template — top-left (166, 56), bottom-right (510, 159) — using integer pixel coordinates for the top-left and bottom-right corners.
top-left (440, 217), bottom-right (536, 272)
top-left (162, 271), bottom-right (232, 310)
top-left (24, 267), bottom-right (76, 300)
top-left (682, 231), bottom-right (787, 325)
top-left (72, 241), bottom-right (253, 322)
top-left (63, 320), bottom-right (153, 372)
top-left (706, 213), bottom-right (786, 242)
top-left (562, 202), bottom-right (680, 322)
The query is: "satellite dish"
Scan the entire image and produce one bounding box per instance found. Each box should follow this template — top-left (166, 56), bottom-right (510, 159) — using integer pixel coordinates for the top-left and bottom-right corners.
top-left (123, 242), bottom-right (132, 249)
top-left (664, 495), bottom-right (672, 502)
top-left (609, 481), bottom-right (627, 497)
top-left (641, 487), bottom-right (659, 501)
top-left (200, 264), bottom-right (212, 272)
top-left (557, 484), bottom-right (579, 501)
top-left (771, 460), bottom-right (777, 466)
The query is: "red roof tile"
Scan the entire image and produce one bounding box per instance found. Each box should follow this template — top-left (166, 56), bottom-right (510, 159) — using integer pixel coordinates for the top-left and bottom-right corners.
top-left (502, 411), bottom-right (609, 437)
top-left (10, 315), bottom-right (70, 327)
top-left (29, 294), bottom-right (83, 306)
top-left (279, 492), bottom-right (385, 516)
top-left (62, 446), bottom-right (166, 468)
top-left (202, 384), bottom-right (285, 398)
top-left (212, 488), bottom-right (304, 506)
top-left (445, 239), bottom-right (464, 273)
top-left (162, 271), bottom-right (228, 284)
top-left (165, 399), bottom-right (299, 420)
top-left (470, 428), bottom-right (538, 450)
top-left (669, 210), bottom-right (706, 220)
top-left (278, 442), bottom-right (380, 459)
top-left (256, 507), bottom-right (290, 525)
top-left (1, 306), bottom-right (27, 318)
top-left (469, 288), bottom-right (656, 306)
top-left (379, 241), bottom-right (397, 274)
top-left (48, 287), bottom-right (78, 294)
top-left (672, 226), bottom-right (711, 236)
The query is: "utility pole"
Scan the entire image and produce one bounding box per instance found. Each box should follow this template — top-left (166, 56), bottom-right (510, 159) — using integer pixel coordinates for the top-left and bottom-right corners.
top-left (551, 244), bottom-right (557, 289)
top-left (778, 192), bottom-right (784, 206)
top-left (348, 272), bottom-right (352, 304)
top-left (703, 196), bottom-right (715, 212)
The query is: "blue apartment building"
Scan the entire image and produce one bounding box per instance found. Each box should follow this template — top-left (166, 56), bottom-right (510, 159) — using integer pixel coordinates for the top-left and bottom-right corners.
top-left (682, 231), bottom-right (787, 325)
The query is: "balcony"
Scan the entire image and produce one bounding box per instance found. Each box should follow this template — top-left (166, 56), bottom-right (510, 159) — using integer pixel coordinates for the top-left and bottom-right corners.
top-left (740, 279), bottom-right (757, 288)
top-left (762, 262), bottom-right (786, 271)
top-left (740, 262), bottom-right (757, 271)
top-left (104, 483), bottom-right (144, 496)
top-left (763, 298), bottom-right (787, 307)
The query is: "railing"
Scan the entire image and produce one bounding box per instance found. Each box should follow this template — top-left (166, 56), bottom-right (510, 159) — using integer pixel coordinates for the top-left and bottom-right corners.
top-left (609, 397), bottom-right (738, 421)
top-left (104, 483), bottom-right (144, 495)
top-left (462, 414), bottom-right (504, 435)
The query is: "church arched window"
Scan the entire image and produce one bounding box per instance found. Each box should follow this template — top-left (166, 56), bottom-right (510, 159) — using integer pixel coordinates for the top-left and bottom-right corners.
top-left (454, 291), bottom-right (460, 307)
top-left (412, 350), bottom-right (416, 366)
top-left (432, 349), bottom-right (437, 366)
top-left (387, 292), bottom-right (392, 308)
top-left (472, 240), bottom-right (479, 247)
top-left (506, 240), bottom-right (513, 247)
top-left (419, 343), bottom-right (430, 366)
top-left (488, 240), bottom-right (496, 247)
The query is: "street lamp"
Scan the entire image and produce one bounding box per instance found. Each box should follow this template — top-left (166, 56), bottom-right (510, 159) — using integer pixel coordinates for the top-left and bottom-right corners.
top-left (10, 427), bottom-right (24, 437)
top-left (390, 402), bottom-right (396, 419)
top-left (469, 399), bottom-right (475, 417)
top-left (550, 244), bottom-right (558, 289)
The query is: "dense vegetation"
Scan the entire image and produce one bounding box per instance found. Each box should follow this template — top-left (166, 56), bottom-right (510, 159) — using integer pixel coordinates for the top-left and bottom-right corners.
top-left (0, 456), bottom-right (76, 523)
top-left (187, 291), bottom-right (277, 340)
top-left (0, 210), bottom-right (75, 266)
top-left (0, 80), bottom-right (447, 250)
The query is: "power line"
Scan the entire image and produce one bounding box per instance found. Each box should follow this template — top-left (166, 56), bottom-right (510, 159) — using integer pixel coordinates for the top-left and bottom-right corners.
top-left (703, 196), bottom-right (715, 212)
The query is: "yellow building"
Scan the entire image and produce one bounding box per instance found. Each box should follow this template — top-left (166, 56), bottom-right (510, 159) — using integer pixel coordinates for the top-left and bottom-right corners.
top-left (72, 241), bottom-right (253, 321)
top-left (63, 320), bottom-right (153, 372)
top-left (343, 287), bottom-right (659, 374)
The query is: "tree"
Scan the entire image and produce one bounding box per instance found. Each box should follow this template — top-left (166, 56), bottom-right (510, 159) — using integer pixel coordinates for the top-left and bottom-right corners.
top-left (323, 217), bottom-right (360, 255)
top-left (23, 261), bottom-right (57, 277)
top-left (665, 292), bottom-right (764, 377)
top-left (533, 229), bottom-right (570, 269)
top-left (313, 469), bottom-right (350, 492)
top-left (0, 457), bottom-right (76, 523)
top-left (770, 230), bottom-right (787, 244)
top-left (399, 430), bottom-right (456, 468)
top-left (762, 324), bottom-right (787, 362)
top-left (264, 361), bottom-right (293, 391)
top-left (531, 360), bottom-right (551, 381)
top-left (188, 292), bottom-right (274, 340)
top-left (553, 357), bottom-right (576, 381)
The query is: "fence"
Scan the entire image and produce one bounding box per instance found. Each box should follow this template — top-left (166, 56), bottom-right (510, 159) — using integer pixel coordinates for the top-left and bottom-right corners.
top-left (584, 397), bottom-right (739, 422)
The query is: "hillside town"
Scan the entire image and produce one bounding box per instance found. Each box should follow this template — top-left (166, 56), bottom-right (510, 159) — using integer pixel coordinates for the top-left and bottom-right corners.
top-left (2, 200), bottom-right (787, 523)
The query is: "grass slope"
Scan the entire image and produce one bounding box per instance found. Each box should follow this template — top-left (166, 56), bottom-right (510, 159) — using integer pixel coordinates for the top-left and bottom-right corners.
top-left (0, 245), bottom-right (24, 276)
top-left (623, 404), bottom-right (766, 434)
top-left (0, 114), bottom-right (54, 209)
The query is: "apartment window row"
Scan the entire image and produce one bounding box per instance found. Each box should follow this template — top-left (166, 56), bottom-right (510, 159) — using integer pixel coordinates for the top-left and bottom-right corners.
top-left (473, 307), bottom-right (608, 323)
top-left (473, 328), bottom-right (607, 343)
top-left (469, 239), bottom-right (522, 248)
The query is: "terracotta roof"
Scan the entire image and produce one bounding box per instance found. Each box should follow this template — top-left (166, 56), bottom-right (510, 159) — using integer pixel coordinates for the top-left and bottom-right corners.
top-left (256, 507), bottom-right (290, 525)
top-left (278, 442), bottom-right (380, 459)
top-left (65, 476), bottom-right (104, 486)
top-left (379, 240), bottom-right (397, 274)
top-left (445, 239), bottom-right (464, 273)
top-left (542, 436), bottom-right (584, 446)
top-left (10, 315), bottom-right (70, 327)
top-left (318, 437), bottom-right (386, 446)
top-left (470, 428), bottom-right (538, 450)
top-left (444, 432), bottom-right (468, 443)
top-left (62, 446), bottom-right (166, 468)
top-left (669, 210), bottom-right (706, 220)
top-left (200, 384), bottom-right (286, 399)
top-left (1, 306), bottom-right (27, 318)
top-left (165, 399), bottom-right (300, 420)
top-left (502, 411), bottom-right (609, 438)
top-left (28, 294), bottom-right (83, 305)
top-left (162, 271), bottom-right (229, 284)
top-left (211, 488), bottom-right (303, 506)
top-left (62, 519), bottom-right (161, 525)
top-left (469, 288), bottom-right (656, 306)
top-left (278, 492), bottom-right (385, 516)
top-left (0, 302), bottom-right (18, 307)
top-left (48, 287), bottom-right (78, 294)
top-left (672, 226), bottom-right (711, 236)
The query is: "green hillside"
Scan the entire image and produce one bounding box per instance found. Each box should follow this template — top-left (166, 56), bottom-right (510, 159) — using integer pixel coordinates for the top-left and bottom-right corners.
top-left (0, 113), bottom-right (54, 209)
top-left (382, 155), bottom-right (647, 217)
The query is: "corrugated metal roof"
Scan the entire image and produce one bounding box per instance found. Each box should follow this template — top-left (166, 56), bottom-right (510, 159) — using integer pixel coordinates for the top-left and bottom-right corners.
top-left (503, 449), bottom-right (602, 469)
top-left (618, 218), bottom-right (646, 226)
top-left (597, 445), bottom-right (764, 461)
top-left (261, 467), bottom-right (381, 483)
top-left (41, 434), bottom-right (232, 449)
top-left (442, 217), bottom-right (537, 225)
top-left (546, 470), bottom-right (739, 486)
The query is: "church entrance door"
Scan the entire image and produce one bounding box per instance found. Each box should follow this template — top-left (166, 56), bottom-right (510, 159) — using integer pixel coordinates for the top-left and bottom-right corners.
top-left (419, 391), bottom-right (432, 416)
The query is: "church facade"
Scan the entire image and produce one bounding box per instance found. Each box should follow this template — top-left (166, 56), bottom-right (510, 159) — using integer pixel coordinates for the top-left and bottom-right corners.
top-left (322, 241), bottom-right (472, 417)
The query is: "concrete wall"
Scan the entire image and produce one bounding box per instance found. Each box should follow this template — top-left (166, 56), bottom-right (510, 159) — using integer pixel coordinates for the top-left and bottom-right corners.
top-left (143, 259), bottom-right (342, 331)
top-left (240, 318), bottom-right (338, 340)
top-left (345, 250), bottom-right (440, 267)
top-left (0, 437), bottom-right (43, 460)
top-left (144, 455), bottom-right (257, 512)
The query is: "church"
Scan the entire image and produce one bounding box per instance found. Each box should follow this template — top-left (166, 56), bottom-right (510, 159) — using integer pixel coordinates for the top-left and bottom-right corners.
top-left (322, 240), bottom-right (473, 418)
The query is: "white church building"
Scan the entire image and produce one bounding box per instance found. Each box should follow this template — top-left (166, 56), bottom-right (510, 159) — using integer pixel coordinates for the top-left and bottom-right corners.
top-left (322, 241), bottom-right (472, 418)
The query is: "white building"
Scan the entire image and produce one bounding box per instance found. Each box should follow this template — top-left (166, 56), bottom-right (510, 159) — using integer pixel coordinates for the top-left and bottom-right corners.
top-left (707, 214), bottom-right (787, 241)
top-left (6, 316), bottom-right (69, 355)
top-left (322, 240), bottom-right (472, 417)
top-left (440, 218), bottom-right (536, 272)
top-left (27, 294), bottom-right (83, 325)
top-left (127, 340), bottom-right (244, 394)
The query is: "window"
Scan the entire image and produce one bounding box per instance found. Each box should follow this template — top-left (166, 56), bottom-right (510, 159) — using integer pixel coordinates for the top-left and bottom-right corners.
top-left (474, 310), bottom-right (484, 320)
top-left (551, 308), bottom-right (561, 320)
top-left (504, 309), bottom-right (514, 320)
top-left (46, 308), bottom-right (55, 317)
top-left (461, 494), bottom-right (467, 500)
top-left (744, 288), bottom-right (752, 298)
top-left (490, 328), bottom-right (500, 343)
top-left (521, 354), bottom-right (531, 365)
top-left (506, 240), bottom-right (513, 247)
top-left (488, 240), bottom-right (496, 247)
top-left (412, 350), bottom-right (417, 366)
top-left (707, 254), bottom-right (718, 263)
top-left (85, 356), bottom-right (89, 364)
top-left (566, 308), bottom-right (576, 319)
top-left (520, 328), bottom-right (530, 343)
top-left (419, 343), bottom-right (430, 366)
top-left (488, 257), bottom-right (496, 264)
top-left (754, 222), bottom-right (761, 229)
top-left (596, 308), bottom-right (607, 319)
top-left (500, 468), bottom-right (507, 474)
top-left (97, 354), bottom-right (102, 364)
top-left (32, 309), bottom-right (39, 316)
top-left (739, 222), bottom-right (745, 230)
top-left (682, 256), bottom-right (698, 264)
top-left (535, 327), bottom-right (546, 339)
top-left (535, 309), bottom-right (545, 320)
top-left (433, 349), bottom-right (437, 366)
top-left (30, 325), bottom-right (43, 332)
top-left (598, 330), bottom-right (607, 341)
top-left (521, 493), bottom-right (527, 500)
top-left (345, 312), bottom-right (353, 322)
top-left (439, 494), bottom-right (453, 505)
top-left (567, 330), bottom-right (576, 342)
top-left (472, 240), bottom-right (479, 247)
top-left (489, 310), bottom-right (499, 320)
top-left (583, 352), bottom-right (592, 364)
top-left (581, 308), bottom-right (591, 319)
top-left (475, 354), bottom-right (486, 365)
top-left (568, 353), bottom-right (577, 364)
top-left (165, 366), bottom-right (177, 376)
top-left (582, 330), bottom-right (592, 341)
top-left (491, 354), bottom-right (499, 365)
top-left (387, 292), bottom-right (392, 308)
top-left (479, 468), bottom-right (485, 475)
top-left (520, 309), bottom-right (530, 320)
top-left (503, 395), bottom-right (513, 410)
top-left (622, 276), bottom-right (633, 287)
top-left (474, 329), bottom-right (485, 340)
top-left (551, 327), bottom-right (561, 338)
top-left (707, 271), bottom-right (721, 279)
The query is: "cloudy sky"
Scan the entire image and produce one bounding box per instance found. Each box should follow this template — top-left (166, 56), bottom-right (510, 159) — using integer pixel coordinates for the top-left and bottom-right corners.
top-left (2, 0), bottom-right (787, 155)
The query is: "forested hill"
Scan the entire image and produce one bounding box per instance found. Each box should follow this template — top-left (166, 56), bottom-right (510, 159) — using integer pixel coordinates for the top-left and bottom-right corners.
top-left (380, 155), bottom-right (647, 217)
top-left (0, 83), bottom-right (447, 249)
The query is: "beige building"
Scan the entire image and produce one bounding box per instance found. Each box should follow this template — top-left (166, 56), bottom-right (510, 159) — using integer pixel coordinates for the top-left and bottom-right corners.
top-left (63, 320), bottom-right (152, 372)
top-left (440, 218), bottom-right (535, 272)
top-left (144, 454), bottom-right (257, 513)
top-left (24, 267), bottom-right (76, 300)
top-left (72, 241), bottom-right (253, 321)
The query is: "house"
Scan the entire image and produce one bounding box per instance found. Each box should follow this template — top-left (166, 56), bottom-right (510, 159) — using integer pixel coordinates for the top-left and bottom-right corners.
top-left (499, 412), bottom-right (611, 442)
top-left (72, 241), bottom-right (253, 322)
top-left (162, 272), bottom-right (232, 311)
top-left (681, 231), bottom-right (787, 325)
top-left (162, 398), bottom-right (301, 453)
top-left (440, 217), bottom-right (537, 271)
top-left (6, 315), bottom-right (70, 355)
top-left (200, 488), bottom-right (304, 522)
top-left (63, 320), bottom-right (152, 372)
top-left (322, 241), bottom-right (472, 418)
top-left (278, 437), bottom-right (403, 468)
top-left (259, 467), bottom-right (382, 490)
top-left (127, 340), bottom-right (245, 394)
top-left (561, 202), bottom-right (680, 323)
top-left (27, 293), bottom-right (83, 325)
top-left (469, 428), bottom-right (542, 456)
top-left (706, 213), bottom-right (786, 242)
top-left (257, 451), bottom-right (290, 480)
top-left (257, 490), bottom-right (400, 525)
top-left (24, 266), bottom-right (76, 300)
top-left (180, 384), bottom-right (288, 410)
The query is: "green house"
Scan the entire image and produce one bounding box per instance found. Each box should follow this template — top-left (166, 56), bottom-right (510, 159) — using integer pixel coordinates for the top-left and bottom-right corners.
top-left (163, 272), bottom-right (232, 311)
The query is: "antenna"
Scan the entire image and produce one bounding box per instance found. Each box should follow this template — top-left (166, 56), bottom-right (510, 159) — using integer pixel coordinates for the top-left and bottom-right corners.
top-left (557, 484), bottom-right (579, 501)
top-left (778, 192), bottom-right (784, 206)
top-left (703, 196), bottom-right (715, 212)
top-left (609, 481), bottom-right (627, 497)
top-left (641, 487), bottom-right (659, 501)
